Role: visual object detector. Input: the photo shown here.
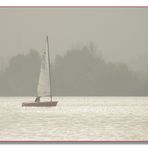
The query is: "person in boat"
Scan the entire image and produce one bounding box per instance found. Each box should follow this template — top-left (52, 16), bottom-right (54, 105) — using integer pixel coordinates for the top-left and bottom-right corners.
top-left (35, 96), bottom-right (40, 102)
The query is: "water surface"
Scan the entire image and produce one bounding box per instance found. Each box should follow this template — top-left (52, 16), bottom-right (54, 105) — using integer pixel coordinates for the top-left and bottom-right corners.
top-left (0, 97), bottom-right (148, 141)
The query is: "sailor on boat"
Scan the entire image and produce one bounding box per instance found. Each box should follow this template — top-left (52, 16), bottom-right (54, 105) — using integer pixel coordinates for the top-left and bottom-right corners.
top-left (35, 96), bottom-right (40, 102)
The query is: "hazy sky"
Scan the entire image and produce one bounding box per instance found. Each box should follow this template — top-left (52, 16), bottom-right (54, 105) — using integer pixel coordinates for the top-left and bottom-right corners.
top-left (0, 8), bottom-right (148, 72)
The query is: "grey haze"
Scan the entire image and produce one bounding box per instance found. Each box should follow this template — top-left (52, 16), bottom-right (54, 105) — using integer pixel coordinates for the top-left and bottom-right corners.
top-left (0, 8), bottom-right (148, 74)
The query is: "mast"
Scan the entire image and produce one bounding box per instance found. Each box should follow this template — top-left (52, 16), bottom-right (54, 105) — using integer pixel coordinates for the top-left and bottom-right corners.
top-left (46, 36), bottom-right (53, 102)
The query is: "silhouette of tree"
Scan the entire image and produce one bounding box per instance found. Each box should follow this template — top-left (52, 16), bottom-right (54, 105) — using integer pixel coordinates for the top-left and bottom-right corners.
top-left (0, 49), bottom-right (40, 96)
top-left (0, 44), bottom-right (148, 96)
top-left (52, 45), bottom-right (144, 96)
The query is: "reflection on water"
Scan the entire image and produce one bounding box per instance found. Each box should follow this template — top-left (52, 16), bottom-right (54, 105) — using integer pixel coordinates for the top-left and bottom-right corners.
top-left (0, 97), bottom-right (148, 141)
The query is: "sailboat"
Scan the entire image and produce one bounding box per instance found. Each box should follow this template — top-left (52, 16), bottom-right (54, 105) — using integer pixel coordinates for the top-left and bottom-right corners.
top-left (22, 36), bottom-right (58, 107)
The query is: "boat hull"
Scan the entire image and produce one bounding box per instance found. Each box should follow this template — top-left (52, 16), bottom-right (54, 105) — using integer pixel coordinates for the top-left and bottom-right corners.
top-left (22, 101), bottom-right (58, 107)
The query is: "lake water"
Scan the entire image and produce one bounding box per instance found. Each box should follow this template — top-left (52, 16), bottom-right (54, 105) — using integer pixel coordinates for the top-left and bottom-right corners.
top-left (0, 97), bottom-right (148, 141)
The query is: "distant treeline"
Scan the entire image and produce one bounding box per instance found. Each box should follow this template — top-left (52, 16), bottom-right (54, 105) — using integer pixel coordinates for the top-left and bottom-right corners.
top-left (0, 45), bottom-right (148, 96)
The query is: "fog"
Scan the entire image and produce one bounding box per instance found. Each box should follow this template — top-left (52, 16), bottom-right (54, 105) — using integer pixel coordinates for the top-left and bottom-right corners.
top-left (0, 8), bottom-right (148, 74)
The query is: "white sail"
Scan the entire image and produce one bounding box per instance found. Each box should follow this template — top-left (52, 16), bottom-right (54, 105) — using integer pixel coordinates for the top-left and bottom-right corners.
top-left (37, 39), bottom-right (50, 97)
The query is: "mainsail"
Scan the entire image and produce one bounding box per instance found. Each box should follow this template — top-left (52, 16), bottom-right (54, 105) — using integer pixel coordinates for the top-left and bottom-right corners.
top-left (37, 37), bottom-right (51, 97)
top-left (22, 36), bottom-right (58, 107)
